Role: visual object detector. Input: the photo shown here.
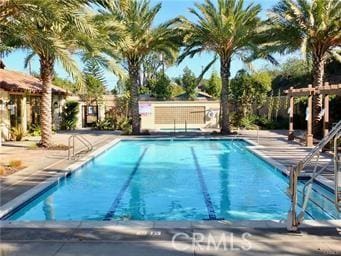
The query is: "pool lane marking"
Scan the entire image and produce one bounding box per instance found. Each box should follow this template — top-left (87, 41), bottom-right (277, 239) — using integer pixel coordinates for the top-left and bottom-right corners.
top-left (103, 147), bottom-right (149, 221)
top-left (190, 147), bottom-right (217, 220)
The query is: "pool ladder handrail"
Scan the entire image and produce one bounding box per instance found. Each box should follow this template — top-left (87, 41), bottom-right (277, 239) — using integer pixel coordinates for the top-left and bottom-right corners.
top-left (334, 133), bottom-right (341, 212)
top-left (68, 134), bottom-right (93, 160)
top-left (172, 119), bottom-right (188, 136)
top-left (287, 120), bottom-right (341, 231)
top-left (231, 127), bottom-right (240, 143)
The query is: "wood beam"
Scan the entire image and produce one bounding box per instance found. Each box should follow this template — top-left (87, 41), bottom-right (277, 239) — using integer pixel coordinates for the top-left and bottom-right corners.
top-left (306, 85), bottom-right (313, 147)
top-left (323, 93), bottom-right (330, 138)
top-left (288, 92), bottom-right (294, 141)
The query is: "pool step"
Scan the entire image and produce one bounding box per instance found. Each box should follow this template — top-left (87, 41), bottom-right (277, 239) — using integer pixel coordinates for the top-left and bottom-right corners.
top-left (297, 183), bottom-right (339, 220)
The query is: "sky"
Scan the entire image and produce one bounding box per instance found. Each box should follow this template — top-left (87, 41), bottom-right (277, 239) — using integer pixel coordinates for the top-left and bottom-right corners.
top-left (3, 0), bottom-right (292, 89)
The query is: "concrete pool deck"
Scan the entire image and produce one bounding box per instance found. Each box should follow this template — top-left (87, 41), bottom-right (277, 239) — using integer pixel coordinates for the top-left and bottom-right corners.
top-left (1, 130), bottom-right (340, 255)
top-left (1, 220), bottom-right (341, 255)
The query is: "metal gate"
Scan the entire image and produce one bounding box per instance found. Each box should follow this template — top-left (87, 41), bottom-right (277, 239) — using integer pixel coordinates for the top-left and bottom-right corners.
top-left (82, 105), bottom-right (98, 127)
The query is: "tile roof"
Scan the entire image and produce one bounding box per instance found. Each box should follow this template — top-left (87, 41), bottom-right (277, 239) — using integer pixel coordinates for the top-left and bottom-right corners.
top-left (0, 69), bottom-right (67, 94)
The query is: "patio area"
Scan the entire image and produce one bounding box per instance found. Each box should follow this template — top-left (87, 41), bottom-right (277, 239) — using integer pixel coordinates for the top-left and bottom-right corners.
top-left (0, 130), bottom-right (120, 206)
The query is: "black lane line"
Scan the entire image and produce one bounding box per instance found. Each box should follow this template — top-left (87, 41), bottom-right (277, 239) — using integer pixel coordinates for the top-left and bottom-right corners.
top-left (191, 147), bottom-right (217, 220)
top-left (103, 147), bottom-right (148, 220)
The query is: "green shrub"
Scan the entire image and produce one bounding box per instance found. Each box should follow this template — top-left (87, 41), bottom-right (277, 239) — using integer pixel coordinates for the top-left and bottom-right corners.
top-left (231, 114), bottom-right (288, 130)
top-left (149, 73), bottom-right (172, 100)
top-left (120, 118), bottom-right (132, 135)
top-left (11, 127), bottom-right (24, 141)
top-left (28, 124), bottom-right (41, 136)
top-left (61, 101), bottom-right (79, 130)
top-left (95, 118), bottom-right (115, 130)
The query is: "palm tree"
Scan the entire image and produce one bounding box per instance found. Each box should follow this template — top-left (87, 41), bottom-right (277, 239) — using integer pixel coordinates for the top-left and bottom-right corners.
top-left (1, 0), bottom-right (99, 147)
top-left (267, 0), bottom-right (341, 135)
top-left (98, 0), bottom-right (180, 134)
top-left (0, 0), bottom-right (41, 67)
top-left (178, 0), bottom-right (264, 134)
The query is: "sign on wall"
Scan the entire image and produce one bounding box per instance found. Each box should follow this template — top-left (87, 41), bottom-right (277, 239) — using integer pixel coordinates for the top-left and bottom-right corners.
top-left (139, 103), bottom-right (152, 116)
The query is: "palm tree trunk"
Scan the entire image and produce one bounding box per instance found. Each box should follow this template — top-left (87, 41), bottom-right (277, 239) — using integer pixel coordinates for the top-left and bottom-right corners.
top-left (220, 57), bottom-right (231, 134)
top-left (40, 57), bottom-right (54, 147)
top-left (128, 60), bottom-right (140, 135)
top-left (0, 59), bottom-right (5, 69)
top-left (312, 53), bottom-right (326, 138)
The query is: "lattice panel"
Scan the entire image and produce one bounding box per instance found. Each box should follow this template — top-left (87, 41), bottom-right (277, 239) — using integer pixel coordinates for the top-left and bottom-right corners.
top-left (154, 106), bottom-right (205, 124)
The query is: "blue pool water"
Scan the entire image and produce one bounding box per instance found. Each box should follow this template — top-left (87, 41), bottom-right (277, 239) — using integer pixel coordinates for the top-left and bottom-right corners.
top-left (7, 139), bottom-right (340, 221)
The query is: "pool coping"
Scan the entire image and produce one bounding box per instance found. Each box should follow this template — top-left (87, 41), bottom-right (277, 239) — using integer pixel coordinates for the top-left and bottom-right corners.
top-left (0, 219), bottom-right (341, 229)
top-left (0, 136), bottom-right (339, 229)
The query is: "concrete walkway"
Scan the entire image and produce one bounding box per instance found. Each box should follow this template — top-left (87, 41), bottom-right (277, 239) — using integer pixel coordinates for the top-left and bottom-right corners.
top-left (238, 130), bottom-right (335, 183)
top-left (1, 221), bottom-right (340, 256)
top-left (0, 130), bottom-right (120, 206)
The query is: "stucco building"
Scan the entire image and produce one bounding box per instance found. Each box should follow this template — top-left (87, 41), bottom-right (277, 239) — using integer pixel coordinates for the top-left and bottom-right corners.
top-left (0, 69), bottom-right (67, 141)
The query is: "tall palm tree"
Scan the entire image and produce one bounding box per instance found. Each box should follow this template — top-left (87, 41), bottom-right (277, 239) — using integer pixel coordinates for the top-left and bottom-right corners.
top-left (1, 0), bottom-right (99, 147)
top-left (98, 0), bottom-right (180, 134)
top-left (267, 0), bottom-right (341, 135)
top-left (178, 0), bottom-right (265, 134)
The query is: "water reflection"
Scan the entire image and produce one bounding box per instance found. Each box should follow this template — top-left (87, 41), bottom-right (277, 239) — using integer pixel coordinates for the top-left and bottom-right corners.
top-left (43, 197), bottom-right (55, 220)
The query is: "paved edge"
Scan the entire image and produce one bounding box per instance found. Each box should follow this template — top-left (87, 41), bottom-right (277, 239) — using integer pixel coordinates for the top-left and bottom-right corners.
top-left (0, 220), bottom-right (341, 230)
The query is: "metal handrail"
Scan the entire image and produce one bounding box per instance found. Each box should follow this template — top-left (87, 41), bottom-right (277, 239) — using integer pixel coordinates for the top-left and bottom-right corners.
top-left (300, 121), bottom-right (341, 168)
top-left (287, 120), bottom-right (341, 231)
top-left (334, 134), bottom-right (341, 211)
top-left (68, 134), bottom-right (93, 160)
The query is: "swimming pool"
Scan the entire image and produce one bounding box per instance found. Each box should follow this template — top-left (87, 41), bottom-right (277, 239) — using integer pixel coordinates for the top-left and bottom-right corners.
top-left (6, 139), bottom-right (340, 221)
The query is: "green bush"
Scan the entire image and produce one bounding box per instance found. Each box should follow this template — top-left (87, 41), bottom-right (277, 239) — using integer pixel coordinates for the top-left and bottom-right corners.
top-left (231, 113), bottom-right (288, 130)
top-left (11, 127), bottom-right (24, 141)
top-left (61, 101), bottom-right (79, 130)
top-left (28, 124), bottom-right (41, 136)
top-left (119, 118), bottom-right (132, 135)
top-left (95, 118), bottom-right (115, 130)
top-left (149, 73), bottom-right (172, 100)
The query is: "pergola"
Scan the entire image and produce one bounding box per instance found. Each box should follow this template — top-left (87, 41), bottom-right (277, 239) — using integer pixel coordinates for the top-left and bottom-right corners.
top-left (285, 82), bottom-right (341, 147)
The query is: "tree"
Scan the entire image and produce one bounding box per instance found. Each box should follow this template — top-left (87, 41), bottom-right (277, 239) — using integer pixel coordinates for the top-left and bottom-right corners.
top-left (142, 52), bottom-right (177, 86)
top-left (148, 73), bottom-right (172, 100)
top-left (271, 58), bottom-right (312, 91)
top-left (98, 0), bottom-right (181, 134)
top-left (230, 70), bottom-right (272, 119)
top-left (82, 61), bottom-right (107, 104)
top-left (179, 0), bottom-right (265, 134)
top-left (204, 71), bottom-right (222, 99)
top-left (176, 67), bottom-right (197, 100)
top-left (171, 83), bottom-right (185, 98)
top-left (52, 76), bottom-right (77, 93)
top-left (1, 0), bottom-right (99, 147)
top-left (267, 0), bottom-right (341, 135)
top-left (61, 101), bottom-right (79, 130)
top-left (0, 0), bottom-right (42, 66)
